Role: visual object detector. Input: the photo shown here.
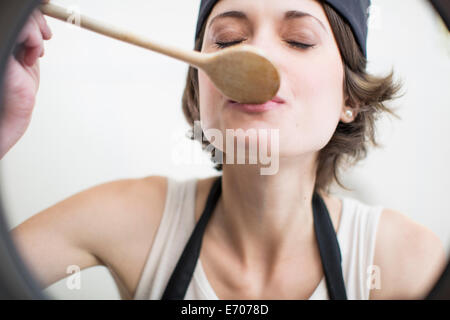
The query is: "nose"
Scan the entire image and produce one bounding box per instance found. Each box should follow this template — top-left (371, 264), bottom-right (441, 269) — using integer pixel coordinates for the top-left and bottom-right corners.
top-left (250, 26), bottom-right (282, 61)
top-left (247, 28), bottom-right (285, 86)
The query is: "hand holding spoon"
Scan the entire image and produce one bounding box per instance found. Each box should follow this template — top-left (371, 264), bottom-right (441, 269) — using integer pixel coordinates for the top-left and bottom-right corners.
top-left (39, 3), bottom-right (280, 104)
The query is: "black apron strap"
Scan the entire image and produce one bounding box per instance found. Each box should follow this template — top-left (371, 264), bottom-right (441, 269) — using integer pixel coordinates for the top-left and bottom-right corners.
top-left (161, 175), bottom-right (347, 300)
top-left (312, 192), bottom-right (347, 300)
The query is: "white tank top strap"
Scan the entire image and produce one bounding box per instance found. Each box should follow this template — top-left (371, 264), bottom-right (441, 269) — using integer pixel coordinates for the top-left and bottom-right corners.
top-left (337, 196), bottom-right (384, 300)
top-left (133, 176), bottom-right (198, 300)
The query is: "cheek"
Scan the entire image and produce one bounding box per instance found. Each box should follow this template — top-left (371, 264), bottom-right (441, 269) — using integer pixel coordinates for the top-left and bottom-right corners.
top-left (288, 55), bottom-right (345, 150)
top-left (198, 70), bottom-right (221, 130)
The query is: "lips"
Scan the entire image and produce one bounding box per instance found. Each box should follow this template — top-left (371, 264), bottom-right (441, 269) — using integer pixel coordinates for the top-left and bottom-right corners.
top-left (268, 96), bottom-right (286, 104)
top-left (228, 95), bottom-right (286, 104)
top-left (227, 96), bottom-right (286, 113)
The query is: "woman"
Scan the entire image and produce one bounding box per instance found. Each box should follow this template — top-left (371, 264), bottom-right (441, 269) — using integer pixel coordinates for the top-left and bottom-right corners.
top-left (1, 0), bottom-right (447, 300)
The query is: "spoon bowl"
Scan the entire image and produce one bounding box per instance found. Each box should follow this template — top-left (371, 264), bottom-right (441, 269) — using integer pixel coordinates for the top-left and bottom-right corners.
top-left (201, 45), bottom-right (281, 104)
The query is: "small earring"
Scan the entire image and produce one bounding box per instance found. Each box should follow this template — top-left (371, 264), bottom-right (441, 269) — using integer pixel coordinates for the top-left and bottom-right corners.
top-left (345, 109), bottom-right (353, 118)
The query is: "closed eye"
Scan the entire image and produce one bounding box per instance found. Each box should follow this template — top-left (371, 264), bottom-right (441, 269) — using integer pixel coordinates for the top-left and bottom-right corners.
top-left (214, 39), bottom-right (247, 49)
top-left (214, 39), bottom-right (315, 50)
top-left (285, 41), bottom-right (315, 49)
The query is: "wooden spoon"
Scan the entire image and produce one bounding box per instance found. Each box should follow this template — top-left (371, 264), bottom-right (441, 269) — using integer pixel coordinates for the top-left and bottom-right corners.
top-left (39, 3), bottom-right (280, 104)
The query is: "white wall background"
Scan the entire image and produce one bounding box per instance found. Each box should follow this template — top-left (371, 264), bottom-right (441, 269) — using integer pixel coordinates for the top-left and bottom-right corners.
top-left (0, 0), bottom-right (449, 299)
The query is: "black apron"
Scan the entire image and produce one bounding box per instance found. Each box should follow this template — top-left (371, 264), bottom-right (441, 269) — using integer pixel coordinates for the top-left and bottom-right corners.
top-left (161, 175), bottom-right (347, 300)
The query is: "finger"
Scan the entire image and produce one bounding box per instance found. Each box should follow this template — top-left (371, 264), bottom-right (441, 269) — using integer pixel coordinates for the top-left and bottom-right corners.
top-left (40, 44), bottom-right (45, 58)
top-left (16, 17), bottom-right (34, 45)
top-left (24, 45), bottom-right (43, 68)
top-left (23, 19), bottom-right (44, 67)
top-left (13, 43), bottom-right (26, 63)
top-left (23, 17), bottom-right (43, 50)
top-left (32, 9), bottom-right (52, 40)
top-left (14, 20), bottom-right (33, 62)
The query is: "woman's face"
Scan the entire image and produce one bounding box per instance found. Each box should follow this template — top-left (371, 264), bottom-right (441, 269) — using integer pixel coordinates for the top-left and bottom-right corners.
top-left (198, 0), bottom-right (353, 163)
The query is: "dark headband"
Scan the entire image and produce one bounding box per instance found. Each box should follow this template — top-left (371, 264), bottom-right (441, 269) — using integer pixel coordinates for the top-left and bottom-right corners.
top-left (195, 0), bottom-right (371, 57)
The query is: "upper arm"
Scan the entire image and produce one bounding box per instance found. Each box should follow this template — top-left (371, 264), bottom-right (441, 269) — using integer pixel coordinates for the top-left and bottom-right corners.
top-left (9, 175), bottom-right (168, 296)
top-left (86, 175), bottom-right (168, 299)
top-left (369, 208), bottom-right (447, 300)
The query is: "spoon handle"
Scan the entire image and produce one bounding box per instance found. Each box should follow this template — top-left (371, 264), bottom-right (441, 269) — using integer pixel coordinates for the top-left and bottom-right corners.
top-left (39, 3), bottom-right (206, 68)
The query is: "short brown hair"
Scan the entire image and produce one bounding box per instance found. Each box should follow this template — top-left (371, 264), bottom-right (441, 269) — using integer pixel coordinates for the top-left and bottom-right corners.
top-left (182, 1), bottom-right (403, 194)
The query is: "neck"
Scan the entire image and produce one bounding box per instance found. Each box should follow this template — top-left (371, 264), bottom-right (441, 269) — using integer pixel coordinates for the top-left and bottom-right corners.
top-left (215, 154), bottom-right (321, 270)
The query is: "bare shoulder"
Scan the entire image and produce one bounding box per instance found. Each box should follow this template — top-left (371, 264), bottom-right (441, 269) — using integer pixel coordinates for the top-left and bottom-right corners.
top-left (78, 174), bottom-right (168, 251)
top-left (10, 174), bottom-right (169, 299)
top-left (89, 175), bottom-right (169, 298)
top-left (57, 174), bottom-right (169, 299)
top-left (370, 208), bottom-right (447, 299)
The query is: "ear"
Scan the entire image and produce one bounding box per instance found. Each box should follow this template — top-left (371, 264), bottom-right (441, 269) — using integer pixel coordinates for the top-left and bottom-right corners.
top-left (340, 96), bottom-right (359, 123)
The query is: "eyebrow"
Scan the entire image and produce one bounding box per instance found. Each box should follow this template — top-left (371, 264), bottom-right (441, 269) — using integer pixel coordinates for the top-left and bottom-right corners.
top-left (208, 10), bottom-right (328, 33)
top-left (285, 10), bottom-right (327, 33)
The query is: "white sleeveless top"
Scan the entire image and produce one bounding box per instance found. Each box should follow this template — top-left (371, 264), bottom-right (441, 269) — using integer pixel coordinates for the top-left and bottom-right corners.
top-left (133, 176), bottom-right (384, 300)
